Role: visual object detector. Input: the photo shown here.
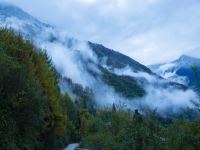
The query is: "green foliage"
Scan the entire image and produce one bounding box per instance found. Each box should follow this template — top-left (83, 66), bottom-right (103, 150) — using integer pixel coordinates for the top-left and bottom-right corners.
top-left (166, 119), bottom-right (200, 150)
top-left (1, 29), bottom-right (200, 150)
top-left (80, 108), bottom-right (200, 150)
top-left (60, 94), bottom-right (81, 142)
top-left (0, 29), bottom-right (75, 150)
top-left (101, 67), bottom-right (145, 98)
top-left (63, 77), bottom-right (95, 112)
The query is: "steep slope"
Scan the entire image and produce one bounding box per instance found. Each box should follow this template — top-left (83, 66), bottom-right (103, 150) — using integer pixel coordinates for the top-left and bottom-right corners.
top-left (0, 3), bottom-right (198, 113)
top-left (149, 55), bottom-right (200, 87)
top-left (0, 2), bottom-right (149, 100)
top-left (1, 30), bottom-right (200, 150)
top-left (0, 29), bottom-right (79, 150)
top-left (88, 42), bottom-right (152, 74)
top-left (0, 3), bottom-right (43, 24)
top-left (0, 3), bottom-right (51, 38)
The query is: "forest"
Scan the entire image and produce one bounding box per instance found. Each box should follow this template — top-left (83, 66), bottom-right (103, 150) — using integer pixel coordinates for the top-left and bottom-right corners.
top-left (0, 29), bottom-right (200, 150)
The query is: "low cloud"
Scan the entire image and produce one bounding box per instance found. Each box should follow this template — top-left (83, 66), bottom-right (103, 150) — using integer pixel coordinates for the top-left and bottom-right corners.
top-left (108, 66), bottom-right (199, 114)
top-left (3, 0), bottom-right (200, 65)
top-left (1, 13), bottom-right (199, 115)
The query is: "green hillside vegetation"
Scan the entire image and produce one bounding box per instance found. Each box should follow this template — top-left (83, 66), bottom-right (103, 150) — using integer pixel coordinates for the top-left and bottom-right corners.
top-left (101, 67), bottom-right (145, 98)
top-left (80, 108), bottom-right (200, 150)
top-left (1, 29), bottom-right (200, 150)
top-left (88, 42), bottom-right (152, 73)
top-left (0, 29), bottom-right (80, 150)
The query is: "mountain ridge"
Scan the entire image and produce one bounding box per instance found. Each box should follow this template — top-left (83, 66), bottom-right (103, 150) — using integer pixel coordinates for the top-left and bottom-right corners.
top-left (149, 54), bottom-right (200, 86)
top-left (0, 2), bottom-right (198, 113)
top-left (0, 2), bottom-right (49, 27)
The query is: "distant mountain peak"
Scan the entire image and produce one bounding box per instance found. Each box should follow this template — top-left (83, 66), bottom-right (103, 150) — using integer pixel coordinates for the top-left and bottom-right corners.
top-left (178, 54), bottom-right (198, 61)
top-left (150, 54), bottom-right (200, 86)
top-left (175, 54), bottom-right (200, 67)
top-left (179, 54), bottom-right (190, 59)
top-left (0, 1), bottom-right (14, 7)
top-left (0, 2), bottom-right (29, 19)
top-left (0, 2), bottom-right (49, 29)
top-left (0, 2), bottom-right (53, 41)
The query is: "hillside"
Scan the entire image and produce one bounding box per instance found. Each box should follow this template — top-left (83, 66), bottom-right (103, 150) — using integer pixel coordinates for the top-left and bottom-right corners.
top-left (1, 3), bottom-right (197, 113)
top-left (88, 42), bottom-right (152, 73)
top-left (150, 55), bottom-right (200, 88)
top-left (0, 29), bottom-right (81, 150)
top-left (1, 29), bottom-right (200, 150)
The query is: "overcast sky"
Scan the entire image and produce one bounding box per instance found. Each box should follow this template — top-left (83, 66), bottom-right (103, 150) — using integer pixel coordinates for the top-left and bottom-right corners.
top-left (2, 0), bottom-right (200, 65)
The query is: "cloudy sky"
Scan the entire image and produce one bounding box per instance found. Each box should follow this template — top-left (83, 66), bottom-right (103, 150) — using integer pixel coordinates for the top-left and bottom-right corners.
top-left (3, 0), bottom-right (200, 65)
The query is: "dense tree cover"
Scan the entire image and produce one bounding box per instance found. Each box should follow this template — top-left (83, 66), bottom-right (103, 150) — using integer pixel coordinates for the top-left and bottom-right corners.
top-left (0, 29), bottom-right (80, 150)
top-left (101, 67), bottom-right (145, 98)
top-left (78, 65), bottom-right (200, 149)
top-left (80, 108), bottom-right (200, 150)
top-left (62, 77), bottom-right (95, 112)
top-left (79, 66), bottom-right (200, 150)
top-left (1, 29), bottom-right (200, 150)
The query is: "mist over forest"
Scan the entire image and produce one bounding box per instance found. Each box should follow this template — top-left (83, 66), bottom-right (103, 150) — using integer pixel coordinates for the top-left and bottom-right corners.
top-left (1, 1), bottom-right (200, 150)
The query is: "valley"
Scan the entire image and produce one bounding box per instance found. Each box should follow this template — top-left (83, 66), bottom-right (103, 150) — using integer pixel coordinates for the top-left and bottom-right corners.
top-left (0, 2), bottom-right (200, 150)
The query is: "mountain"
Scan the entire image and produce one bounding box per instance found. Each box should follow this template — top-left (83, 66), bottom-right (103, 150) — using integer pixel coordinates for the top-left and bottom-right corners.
top-left (1, 27), bottom-right (200, 150)
top-left (0, 3), bottom-right (149, 99)
top-left (88, 42), bottom-right (152, 73)
top-left (0, 29), bottom-right (74, 150)
top-left (1, 3), bottom-right (200, 150)
top-left (0, 3), bottom-right (50, 37)
top-left (0, 2), bottom-right (198, 113)
top-left (149, 55), bottom-right (200, 87)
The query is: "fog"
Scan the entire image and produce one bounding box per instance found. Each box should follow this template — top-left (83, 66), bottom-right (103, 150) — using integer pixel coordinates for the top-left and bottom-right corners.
top-left (110, 66), bottom-right (199, 114)
top-left (1, 16), bottom-right (199, 115)
top-left (36, 28), bottom-right (123, 106)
